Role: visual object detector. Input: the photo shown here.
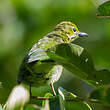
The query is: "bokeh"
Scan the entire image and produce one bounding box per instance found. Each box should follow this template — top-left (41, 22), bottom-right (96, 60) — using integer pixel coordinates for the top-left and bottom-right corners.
top-left (0, 0), bottom-right (110, 109)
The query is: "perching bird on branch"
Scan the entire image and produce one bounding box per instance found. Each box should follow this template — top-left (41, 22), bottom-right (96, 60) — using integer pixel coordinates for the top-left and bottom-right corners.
top-left (17, 21), bottom-right (88, 97)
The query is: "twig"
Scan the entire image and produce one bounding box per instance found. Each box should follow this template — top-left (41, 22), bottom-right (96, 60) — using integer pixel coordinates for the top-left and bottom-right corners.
top-left (31, 96), bottom-right (55, 100)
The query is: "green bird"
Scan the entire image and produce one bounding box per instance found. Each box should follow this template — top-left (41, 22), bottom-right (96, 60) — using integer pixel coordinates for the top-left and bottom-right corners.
top-left (17, 21), bottom-right (88, 96)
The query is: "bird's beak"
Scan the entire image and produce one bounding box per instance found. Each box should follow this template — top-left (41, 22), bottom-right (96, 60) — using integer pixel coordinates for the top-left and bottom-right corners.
top-left (78, 32), bottom-right (88, 37)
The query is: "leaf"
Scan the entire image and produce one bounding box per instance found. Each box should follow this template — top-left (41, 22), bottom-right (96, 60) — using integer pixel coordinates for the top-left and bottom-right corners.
top-left (4, 85), bottom-right (29, 110)
top-left (58, 87), bottom-right (92, 110)
top-left (42, 93), bottom-right (53, 107)
top-left (47, 43), bottom-right (110, 88)
top-left (47, 43), bottom-right (94, 79)
top-left (97, 1), bottom-right (110, 17)
top-left (46, 43), bottom-right (95, 86)
top-left (89, 69), bottom-right (110, 86)
top-left (89, 86), bottom-right (110, 106)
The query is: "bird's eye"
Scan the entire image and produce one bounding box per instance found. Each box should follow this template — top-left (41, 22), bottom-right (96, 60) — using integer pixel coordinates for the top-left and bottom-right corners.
top-left (73, 28), bottom-right (77, 32)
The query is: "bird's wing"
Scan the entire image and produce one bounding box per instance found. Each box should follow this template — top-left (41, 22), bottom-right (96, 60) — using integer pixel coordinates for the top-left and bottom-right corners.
top-left (27, 48), bottom-right (50, 63)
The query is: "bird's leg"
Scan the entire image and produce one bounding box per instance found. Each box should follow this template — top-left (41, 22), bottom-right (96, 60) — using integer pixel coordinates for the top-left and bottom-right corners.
top-left (50, 83), bottom-right (56, 96)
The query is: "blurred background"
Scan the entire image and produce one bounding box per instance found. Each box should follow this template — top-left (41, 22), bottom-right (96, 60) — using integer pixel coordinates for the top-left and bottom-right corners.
top-left (0, 0), bottom-right (110, 109)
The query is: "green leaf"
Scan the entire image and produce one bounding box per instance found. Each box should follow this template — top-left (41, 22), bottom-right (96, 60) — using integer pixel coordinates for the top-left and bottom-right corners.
top-left (42, 93), bottom-right (53, 107)
top-left (47, 43), bottom-right (94, 79)
top-left (58, 87), bottom-right (92, 110)
top-left (90, 69), bottom-right (110, 86)
top-left (97, 1), bottom-right (110, 17)
top-left (46, 43), bottom-right (95, 86)
top-left (89, 86), bottom-right (110, 106)
top-left (47, 43), bottom-right (110, 88)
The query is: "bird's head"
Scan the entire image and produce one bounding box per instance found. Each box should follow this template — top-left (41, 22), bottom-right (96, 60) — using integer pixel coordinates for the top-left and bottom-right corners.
top-left (54, 21), bottom-right (88, 43)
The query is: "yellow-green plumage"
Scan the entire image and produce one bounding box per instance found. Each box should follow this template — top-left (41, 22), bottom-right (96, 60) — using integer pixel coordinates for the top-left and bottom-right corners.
top-left (17, 21), bottom-right (88, 95)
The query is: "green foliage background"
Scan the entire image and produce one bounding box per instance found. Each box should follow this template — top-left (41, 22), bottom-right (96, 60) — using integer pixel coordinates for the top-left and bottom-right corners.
top-left (0, 0), bottom-right (110, 109)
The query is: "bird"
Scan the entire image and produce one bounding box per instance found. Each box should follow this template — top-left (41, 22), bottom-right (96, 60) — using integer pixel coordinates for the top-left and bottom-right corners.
top-left (17, 21), bottom-right (88, 97)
